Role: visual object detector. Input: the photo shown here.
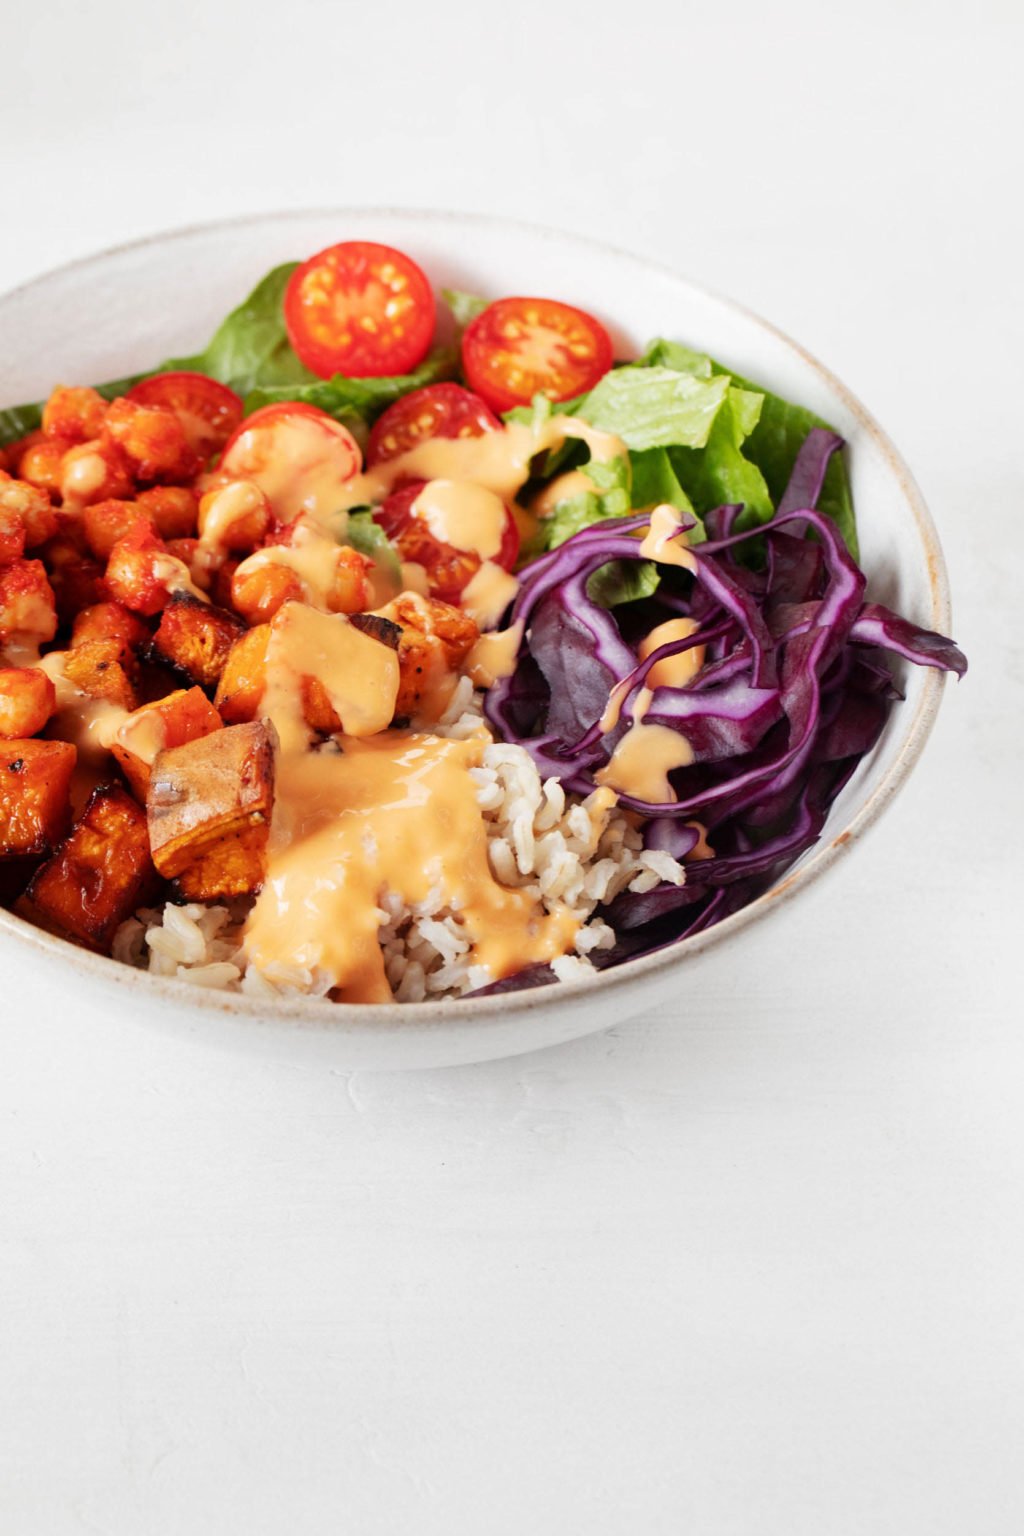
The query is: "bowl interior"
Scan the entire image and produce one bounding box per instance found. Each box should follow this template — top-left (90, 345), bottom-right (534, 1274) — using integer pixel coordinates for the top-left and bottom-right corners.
top-left (0, 211), bottom-right (951, 1066)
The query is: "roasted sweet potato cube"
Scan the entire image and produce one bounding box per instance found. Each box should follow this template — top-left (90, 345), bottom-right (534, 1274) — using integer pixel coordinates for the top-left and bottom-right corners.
top-left (213, 624), bottom-right (269, 723)
top-left (147, 720), bottom-right (274, 898)
top-left (0, 739), bottom-right (76, 857)
top-left (373, 594), bottom-right (479, 720)
top-left (0, 668), bottom-right (57, 739)
top-left (151, 591), bottom-right (245, 689)
top-left (63, 639), bottom-right (138, 710)
top-left (112, 687), bottom-right (222, 801)
top-left (71, 601), bottom-right (150, 653)
top-left (168, 822), bottom-right (270, 902)
top-left (18, 784), bottom-right (156, 950)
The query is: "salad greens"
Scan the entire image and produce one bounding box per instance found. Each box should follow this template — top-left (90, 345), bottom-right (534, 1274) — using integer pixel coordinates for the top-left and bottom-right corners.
top-left (0, 257), bottom-right (856, 563)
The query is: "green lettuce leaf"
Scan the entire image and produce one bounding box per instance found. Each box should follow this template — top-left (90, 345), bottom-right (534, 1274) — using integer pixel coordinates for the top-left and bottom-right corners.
top-left (441, 288), bottom-right (488, 330)
top-left (669, 386), bottom-right (773, 529)
top-left (577, 365), bottom-right (730, 451)
top-left (345, 511), bottom-right (402, 586)
top-left (634, 336), bottom-right (857, 556)
top-left (166, 262), bottom-right (315, 396)
top-left (588, 559), bottom-right (660, 610)
top-left (243, 348), bottom-right (458, 428)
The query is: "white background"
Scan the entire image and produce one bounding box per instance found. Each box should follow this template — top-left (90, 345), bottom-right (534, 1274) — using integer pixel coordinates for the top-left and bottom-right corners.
top-left (1, 2), bottom-right (1021, 1532)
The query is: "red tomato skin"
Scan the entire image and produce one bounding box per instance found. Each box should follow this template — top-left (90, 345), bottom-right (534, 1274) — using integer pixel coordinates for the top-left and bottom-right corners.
top-left (366, 384), bottom-right (501, 469)
top-left (372, 480), bottom-right (519, 603)
top-left (128, 372), bottom-right (244, 456)
top-left (284, 241), bottom-right (436, 381)
top-left (220, 402), bottom-right (362, 476)
top-left (461, 296), bottom-right (614, 413)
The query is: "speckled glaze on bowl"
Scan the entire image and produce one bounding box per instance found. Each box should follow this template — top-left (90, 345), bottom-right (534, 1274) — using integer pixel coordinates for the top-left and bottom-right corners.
top-left (0, 210), bottom-right (953, 1068)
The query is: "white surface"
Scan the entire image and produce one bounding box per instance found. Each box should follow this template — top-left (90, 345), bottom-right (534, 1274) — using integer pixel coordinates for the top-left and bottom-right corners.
top-left (0, 2), bottom-right (1020, 1531)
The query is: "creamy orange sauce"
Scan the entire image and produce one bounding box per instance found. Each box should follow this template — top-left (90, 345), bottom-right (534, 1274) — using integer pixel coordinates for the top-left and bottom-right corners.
top-left (637, 617), bottom-right (705, 689)
top-left (261, 601), bottom-right (400, 755)
top-left (465, 621), bottom-right (524, 688)
top-left (232, 517), bottom-right (351, 612)
top-left (460, 561), bottom-right (520, 628)
top-left (222, 412), bottom-right (358, 527)
top-left (531, 469), bottom-right (598, 518)
top-left (596, 721), bottom-right (694, 803)
top-left (244, 732), bottom-right (579, 1002)
top-left (340, 413), bottom-right (625, 513)
top-left (115, 707), bottom-right (168, 767)
top-left (151, 553), bottom-right (210, 604)
top-left (197, 479), bottom-right (264, 552)
top-left (639, 504), bottom-right (697, 572)
top-left (685, 821), bottom-right (715, 860)
top-left (38, 652), bottom-right (128, 760)
top-left (38, 650), bottom-right (129, 813)
top-left (412, 479), bottom-right (507, 559)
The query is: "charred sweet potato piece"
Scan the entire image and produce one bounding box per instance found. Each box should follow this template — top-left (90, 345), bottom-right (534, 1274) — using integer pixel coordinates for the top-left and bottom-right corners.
top-left (18, 784), bottom-right (156, 950)
top-left (71, 601), bottom-right (150, 653)
top-left (213, 624), bottom-right (270, 723)
top-left (63, 639), bottom-right (138, 710)
top-left (0, 739), bottom-right (76, 858)
top-left (147, 720), bottom-right (274, 899)
top-left (150, 591), bottom-right (246, 690)
top-left (373, 593), bottom-right (479, 720)
top-left (0, 668), bottom-right (57, 738)
top-left (112, 687), bottom-right (222, 801)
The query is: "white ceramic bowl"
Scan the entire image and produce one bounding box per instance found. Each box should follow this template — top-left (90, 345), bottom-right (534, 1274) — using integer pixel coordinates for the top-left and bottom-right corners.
top-left (0, 210), bottom-right (953, 1069)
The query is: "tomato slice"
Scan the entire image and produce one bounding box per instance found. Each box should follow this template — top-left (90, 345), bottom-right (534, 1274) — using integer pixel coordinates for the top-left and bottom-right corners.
top-left (366, 383), bottom-right (501, 469)
top-left (219, 402), bottom-right (362, 526)
top-left (127, 371), bottom-right (243, 458)
top-left (284, 241), bottom-right (436, 380)
top-left (461, 296), bottom-right (613, 413)
top-left (373, 479), bottom-right (519, 603)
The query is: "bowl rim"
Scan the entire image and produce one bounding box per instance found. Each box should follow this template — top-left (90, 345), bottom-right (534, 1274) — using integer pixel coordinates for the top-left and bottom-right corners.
top-left (0, 205), bottom-right (953, 1036)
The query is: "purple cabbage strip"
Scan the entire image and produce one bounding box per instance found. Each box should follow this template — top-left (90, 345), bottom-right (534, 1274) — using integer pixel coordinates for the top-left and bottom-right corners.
top-left (478, 436), bottom-right (966, 998)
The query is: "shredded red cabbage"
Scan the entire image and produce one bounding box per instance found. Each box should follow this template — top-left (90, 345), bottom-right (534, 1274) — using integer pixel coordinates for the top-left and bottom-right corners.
top-left (476, 427), bottom-right (966, 994)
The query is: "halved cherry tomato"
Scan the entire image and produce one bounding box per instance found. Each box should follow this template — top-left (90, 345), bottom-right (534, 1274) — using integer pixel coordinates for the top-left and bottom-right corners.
top-left (461, 296), bottom-right (613, 413)
top-left (127, 372), bottom-right (244, 458)
top-left (284, 241), bottom-right (436, 380)
top-left (219, 403), bottom-right (362, 526)
top-left (366, 383), bottom-right (501, 469)
top-left (373, 480), bottom-right (519, 604)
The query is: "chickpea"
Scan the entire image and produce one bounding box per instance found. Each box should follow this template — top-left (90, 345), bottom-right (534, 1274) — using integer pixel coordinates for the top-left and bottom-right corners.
top-left (0, 666), bottom-right (57, 738)
top-left (197, 480), bottom-right (272, 553)
top-left (0, 477), bottom-right (58, 549)
top-left (136, 485), bottom-right (199, 541)
top-left (230, 561), bottom-right (305, 625)
top-left (41, 386), bottom-right (108, 444)
top-left (59, 440), bottom-right (133, 507)
top-left (102, 397), bottom-right (198, 484)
